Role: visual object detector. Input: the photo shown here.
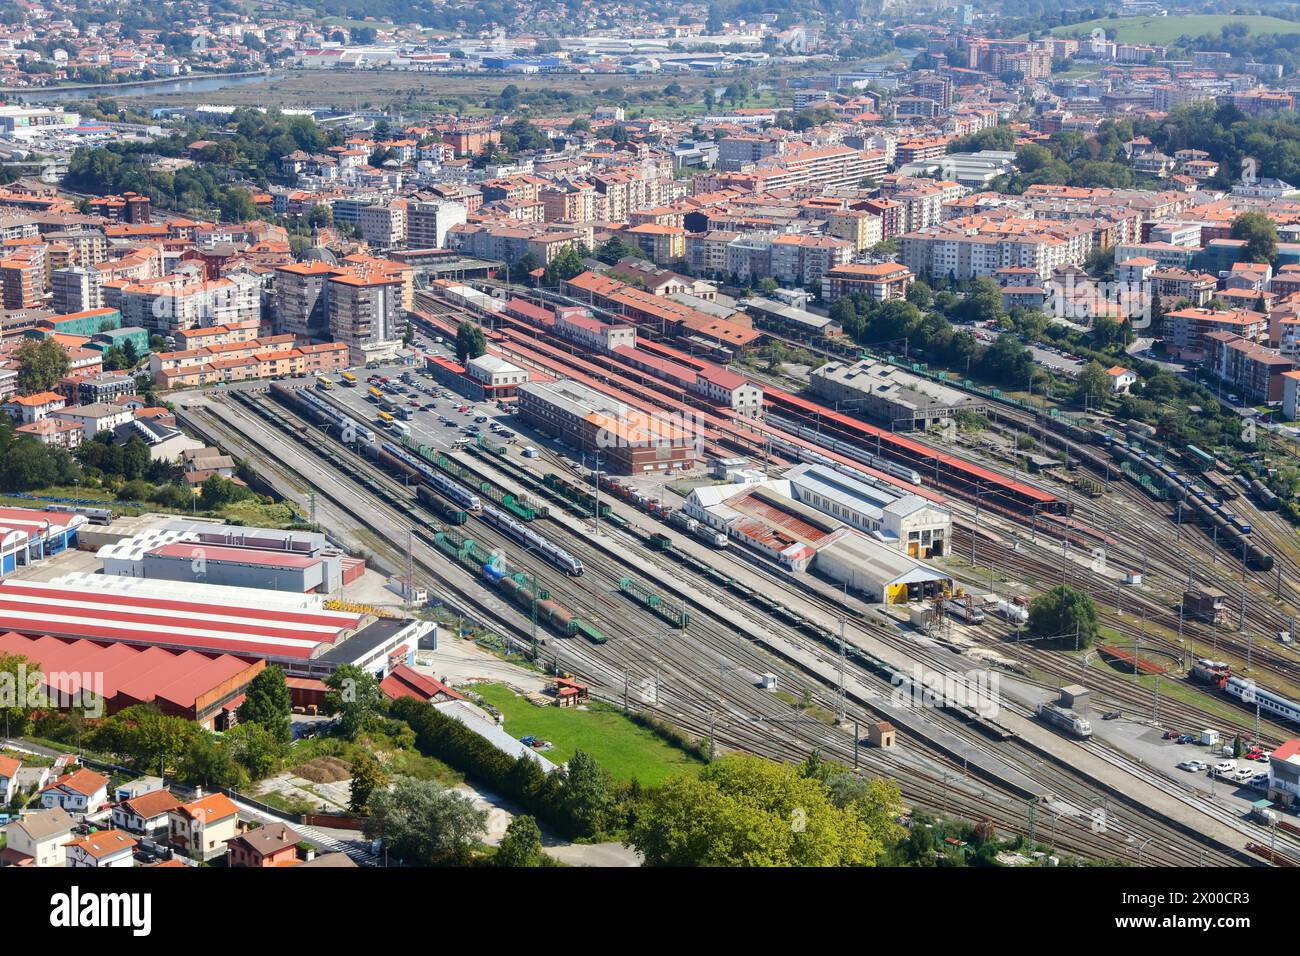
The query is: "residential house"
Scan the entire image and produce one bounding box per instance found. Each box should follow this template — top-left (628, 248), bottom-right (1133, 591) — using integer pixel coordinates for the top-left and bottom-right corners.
top-left (169, 791), bottom-right (241, 861)
top-left (226, 821), bottom-right (307, 867)
top-left (113, 789), bottom-right (182, 835)
top-left (1, 807), bottom-right (76, 867)
top-left (65, 829), bottom-right (138, 868)
top-left (40, 767), bottom-right (109, 814)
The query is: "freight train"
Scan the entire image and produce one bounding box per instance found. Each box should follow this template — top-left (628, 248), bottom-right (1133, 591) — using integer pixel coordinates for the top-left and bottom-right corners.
top-left (481, 563), bottom-right (605, 641)
top-left (1101, 434), bottom-right (1274, 571)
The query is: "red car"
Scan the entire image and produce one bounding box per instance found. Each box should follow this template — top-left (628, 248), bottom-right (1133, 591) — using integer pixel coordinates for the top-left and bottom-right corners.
top-left (1246, 748), bottom-right (1265, 761)
top-left (1162, 730), bottom-right (1180, 740)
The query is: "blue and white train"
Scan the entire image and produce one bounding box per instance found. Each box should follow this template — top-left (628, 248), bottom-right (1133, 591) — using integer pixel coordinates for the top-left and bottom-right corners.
top-left (1225, 676), bottom-right (1300, 724)
top-left (294, 387), bottom-right (378, 445)
top-left (480, 502), bottom-right (584, 576)
top-left (380, 442), bottom-right (482, 511)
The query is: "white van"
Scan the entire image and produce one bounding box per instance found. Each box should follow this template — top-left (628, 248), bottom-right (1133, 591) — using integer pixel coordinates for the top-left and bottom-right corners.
top-left (522, 446), bottom-right (539, 458)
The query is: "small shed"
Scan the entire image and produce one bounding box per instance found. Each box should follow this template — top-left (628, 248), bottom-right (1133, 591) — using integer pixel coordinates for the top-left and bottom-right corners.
top-left (866, 720), bottom-right (896, 750)
top-left (1059, 684), bottom-right (1090, 713)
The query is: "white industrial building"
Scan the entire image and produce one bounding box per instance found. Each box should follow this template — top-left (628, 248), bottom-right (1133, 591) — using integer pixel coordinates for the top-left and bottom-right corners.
top-left (784, 463), bottom-right (950, 558)
top-left (683, 477), bottom-right (950, 602)
top-left (813, 531), bottom-right (950, 603)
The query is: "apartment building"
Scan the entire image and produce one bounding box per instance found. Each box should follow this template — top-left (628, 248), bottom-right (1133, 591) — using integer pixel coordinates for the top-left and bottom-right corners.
top-left (406, 200), bottom-right (467, 249)
top-left (822, 262), bottom-right (916, 301)
top-left (1163, 307), bottom-right (1269, 361)
top-left (273, 261), bottom-right (340, 339)
top-left (771, 234), bottom-right (854, 288)
top-left (328, 269), bottom-right (406, 366)
top-left (901, 215), bottom-right (1090, 281)
top-left (1204, 331), bottom-right (1297, 402)
top-left (356, 200), bottom-right (407, 250)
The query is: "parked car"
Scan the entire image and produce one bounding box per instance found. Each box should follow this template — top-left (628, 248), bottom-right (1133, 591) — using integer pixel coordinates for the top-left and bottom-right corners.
top-left (1177, 761), bottom-right (1200, 772)
top-left (1162, 730), bottom-right (1180, 740)
top-left (1213, 760), bottom-right (1237, 775)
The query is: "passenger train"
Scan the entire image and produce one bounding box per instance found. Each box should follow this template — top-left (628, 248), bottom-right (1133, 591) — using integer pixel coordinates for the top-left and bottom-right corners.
top-left (479, 502), bottom-right (584, 576)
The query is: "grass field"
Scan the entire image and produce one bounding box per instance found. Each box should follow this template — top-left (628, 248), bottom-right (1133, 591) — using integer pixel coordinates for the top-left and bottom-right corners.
top-left (1051, 14), bottom-right (1300, 45)
top-left (473, 683), bottom-right (704, 786)
top-left (140, 68), bottom-right (728, 115)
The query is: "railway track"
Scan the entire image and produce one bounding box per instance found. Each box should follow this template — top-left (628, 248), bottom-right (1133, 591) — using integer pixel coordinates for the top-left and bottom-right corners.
top-left (195, 384), bottom-right (1253, 864)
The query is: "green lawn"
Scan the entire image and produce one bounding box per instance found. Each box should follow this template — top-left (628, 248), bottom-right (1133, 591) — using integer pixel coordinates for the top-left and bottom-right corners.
top-left (1050, 14), bottom-right (1300, 45)
top-left (473, 683), bottom-right (704, 786)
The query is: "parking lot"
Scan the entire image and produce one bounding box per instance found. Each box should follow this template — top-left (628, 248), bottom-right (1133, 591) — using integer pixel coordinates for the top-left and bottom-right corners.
top-left (320, 337), bottom-right (522, 457)
top-left (1093, 714), bottom-right (1277, 815)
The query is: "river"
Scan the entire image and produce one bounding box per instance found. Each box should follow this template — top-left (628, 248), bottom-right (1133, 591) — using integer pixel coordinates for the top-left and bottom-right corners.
top-left (3, 71), bottom-right (282, 104)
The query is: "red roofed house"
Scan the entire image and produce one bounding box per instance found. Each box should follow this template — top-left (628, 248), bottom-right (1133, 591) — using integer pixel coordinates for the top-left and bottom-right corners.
top-left (1268, 738), bottom-right (1300, 807)
top-left (40, 767), bottom-right (109, 814)
top-left (1106, 366), bottom-right (1137, 393)
top-left (169, 791), bottom-right (242, 861)
top-left (65, 829), bottom-right (138, 868)
top-left (112, 789), bottom-right (183, 835)
top-left (5, 390), bottom-right (66, 424)
top-left (226, 821), bottom-right (307, 867)
top-left (0, 755), bottom-right (20, 803)
top-left (380, 663), bottom-right (465, 704)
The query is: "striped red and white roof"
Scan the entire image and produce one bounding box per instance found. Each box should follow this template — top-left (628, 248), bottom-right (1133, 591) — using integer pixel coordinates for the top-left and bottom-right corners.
top-left (0, 580), bottom-right (362, 660)
top-left (0, 507), bottom-right (84, 542)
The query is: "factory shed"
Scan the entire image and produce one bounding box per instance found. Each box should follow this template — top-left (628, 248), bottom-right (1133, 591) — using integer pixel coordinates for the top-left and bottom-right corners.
top-left (0, 506), bottom-right (85, 567)
top-left (0, 631), bottom-right (263, 729)
top-left (812, 531), bottom-right (951, 603)
top-left (0, 579), bottom-right (362, 664)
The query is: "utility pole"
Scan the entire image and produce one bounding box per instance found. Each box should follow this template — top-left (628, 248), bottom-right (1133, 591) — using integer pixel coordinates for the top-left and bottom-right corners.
top-left (592, 451), bottom-right (601, 537)
top-left (837, 619), bottom-right (847, 723)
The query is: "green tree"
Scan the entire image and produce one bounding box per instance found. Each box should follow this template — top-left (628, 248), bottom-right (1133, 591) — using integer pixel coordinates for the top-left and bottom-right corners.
top-left (556, 748), bottom-right (613, 838)
top-left (544, 245), bottom-right (586, 284)
top-left (349, 749), bottom-right (389, 815)
top-left (363, 776), bottom-right (487, 865)
top-left (178, 731), bottom-right (248, 789)
top-left (496, 814), bottom-right (544, 866)
top-left (15, 338), bottom-right (71, 394)
top-left (454, 320), bottom-right (487, 364)
top-left (323, 664), bottom-right (387, 740)
top-left (627, 754), bottom-right (892, 866)
top-left (958, 277), bottom-right (1006, 326)
top-left (977, 333), bottom-right (1033, 387)
top-left (225, 721), bottom-right (283, 780)
top-left (237, 664), bottom-right (292, 744)
top-left (1074, 361), bottom-right (1113, 409)
top-left (0, 653), bottom-right (39, 736)
top-left (1231, 211), bottom-right (1278, 265)
top-left (1028, 585), bottom-right (1099, 649)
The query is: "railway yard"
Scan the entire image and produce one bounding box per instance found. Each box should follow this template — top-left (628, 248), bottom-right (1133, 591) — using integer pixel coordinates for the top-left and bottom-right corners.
top-left (171, 284), bottom-right (1300, 868)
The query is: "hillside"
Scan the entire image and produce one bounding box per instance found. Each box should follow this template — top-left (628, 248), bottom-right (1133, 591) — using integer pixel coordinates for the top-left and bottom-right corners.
top-left (1050, 14), bottom-right (1300, 45)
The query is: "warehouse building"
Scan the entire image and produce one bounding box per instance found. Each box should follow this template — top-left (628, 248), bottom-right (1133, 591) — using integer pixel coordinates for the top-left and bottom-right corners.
top-left (517, 379), bottom-right (701, 474)
top-left (0, 631), bottom-right (264, 730)
top-left (684, 477), bottom-right (950, 601)
top-left (813, 531), bottom-right (950, 603)
top-left (810, 357), bottom-right (987, 429)
top-left (96, 521), bottom-right (365, 594)
top-left (784, 463), bottom-right (950, 558)
top-left (0, 507), bottom-right (86, 572)
top-left (0, 578), bottom-right (430, 679)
